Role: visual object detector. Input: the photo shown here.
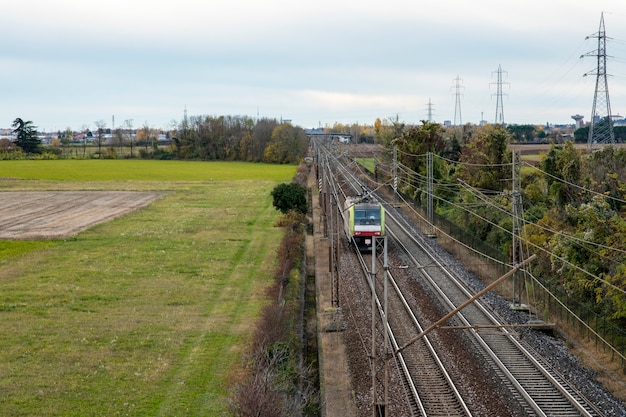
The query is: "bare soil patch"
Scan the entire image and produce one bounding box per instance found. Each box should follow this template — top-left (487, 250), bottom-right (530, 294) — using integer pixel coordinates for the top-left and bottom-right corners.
top-left (0, 191), bottom-right (163, 239)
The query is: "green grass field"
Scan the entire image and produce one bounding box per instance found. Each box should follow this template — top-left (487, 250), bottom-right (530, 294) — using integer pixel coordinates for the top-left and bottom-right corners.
top-left (0, 159), bottom-right (293, 182)
top-left (356, 158), bottom-right (375, 174)
top-left (0, 160), bottom-right (295, 416)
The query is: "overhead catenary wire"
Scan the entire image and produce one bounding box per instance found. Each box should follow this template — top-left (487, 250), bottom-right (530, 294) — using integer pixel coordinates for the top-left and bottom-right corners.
top-left (335, 139), bottom-right (626, 297)
top-left (523, 161), bottom-right (626, 207)
top-left (456, 178), bottom-right (626, 258)
top-left (391, 152), bottom-right (626, 296)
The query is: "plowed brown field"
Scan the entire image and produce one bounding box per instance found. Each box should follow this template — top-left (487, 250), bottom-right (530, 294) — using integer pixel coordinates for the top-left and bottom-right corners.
top-left (0, 191), bottom-right (162, 239)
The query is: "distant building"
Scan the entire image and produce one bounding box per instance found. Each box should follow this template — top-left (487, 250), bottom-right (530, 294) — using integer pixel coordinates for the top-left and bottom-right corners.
top-left (571, 114), bottom-right (584, 130)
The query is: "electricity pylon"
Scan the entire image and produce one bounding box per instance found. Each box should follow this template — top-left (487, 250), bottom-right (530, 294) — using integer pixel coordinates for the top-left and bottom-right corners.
top-left (451, 75), bottom-right (464, 126)
top-left (582, 12), bottom-right (615, 147)
top-left (491, 65), bottom-right (509, 125)
top-left (426, 98), bottom-right (435, 122)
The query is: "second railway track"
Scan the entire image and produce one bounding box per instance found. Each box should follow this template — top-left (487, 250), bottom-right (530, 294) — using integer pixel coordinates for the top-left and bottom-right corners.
top-left (315, 139), bottom-right (625, 416)
top-left (385, 209), bottom-right (603, 416)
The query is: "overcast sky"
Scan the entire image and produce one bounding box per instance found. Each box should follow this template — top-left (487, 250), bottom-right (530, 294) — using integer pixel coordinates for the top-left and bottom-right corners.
top-left (3, 1), bottom-right (626, 132)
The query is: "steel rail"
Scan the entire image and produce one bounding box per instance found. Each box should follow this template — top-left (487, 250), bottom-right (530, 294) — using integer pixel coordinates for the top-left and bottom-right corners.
top-left (385, 264), bottom-right (472, 416)
top-left (316, 137), bottom-right (605, 416)
top-left (354, 249), bottom-right (427, 416)
top-left (329, 143), bottom-right (471, 416)
top-left (384, 208), bottom-right (601, 416)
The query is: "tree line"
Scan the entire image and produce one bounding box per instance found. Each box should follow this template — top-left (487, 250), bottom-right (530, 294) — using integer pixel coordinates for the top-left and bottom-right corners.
top-left (174, 115), bottom-right (308, 163)
top-left (386, 121), bottom-right (626, 332)
top-left (3, 115), bottom-right (309, 164)
top-left (506, 122), bottom-right (626, 144)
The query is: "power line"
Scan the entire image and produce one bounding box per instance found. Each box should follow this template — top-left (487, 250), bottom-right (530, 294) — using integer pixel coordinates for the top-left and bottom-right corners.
top-left (522, 161), bottom-right (626, 206)
top-left (392, 154), bottom-right (626, 295)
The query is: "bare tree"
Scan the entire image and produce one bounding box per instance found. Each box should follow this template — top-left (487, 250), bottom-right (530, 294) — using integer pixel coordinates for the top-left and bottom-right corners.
top-left (81, 124), bottom-right (90, 158)
top-left (124, 119), bottom-right (134, 158)
top-left (140, 121), bottom-right (155, 156)
top-left (113, 127), bottom-right (125, 156)
top-left (228, 346), bottom-right (288, 417)
top-left (61, 127), bottom-right (73, 158)
top-left (94, 120), bottom-right (106, 158)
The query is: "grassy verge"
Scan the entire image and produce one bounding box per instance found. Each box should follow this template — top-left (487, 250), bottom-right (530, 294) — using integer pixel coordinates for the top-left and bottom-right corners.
top-left (0, 160), bottom-right (294, 416)
top-left (356, 158), bottom-right (376, 174)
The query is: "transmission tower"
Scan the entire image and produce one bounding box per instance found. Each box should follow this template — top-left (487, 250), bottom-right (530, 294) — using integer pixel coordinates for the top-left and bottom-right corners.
top-left (491, 64), bottom-right (509, 125)
top-left (426, 98), bottom-right (435, 122)
top-left (582, 12), bottom-right (615, 147)
top-left (451, 75), bottom-right (464, 126)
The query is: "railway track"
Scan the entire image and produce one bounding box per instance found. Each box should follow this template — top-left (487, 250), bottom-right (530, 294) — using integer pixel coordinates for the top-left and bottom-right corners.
top-left (384, 208), bottom-right (604, 416)
top-left (325, 143), bottom-right (476, 414)
top-left (315, 139), bottom-right (614, 416)
top-left (354, 245), bottom-right (472, 416)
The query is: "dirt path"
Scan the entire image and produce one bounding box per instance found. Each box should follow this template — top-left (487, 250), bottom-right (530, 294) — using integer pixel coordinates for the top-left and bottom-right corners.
top-left (0, 191), bottom-right (163, 239)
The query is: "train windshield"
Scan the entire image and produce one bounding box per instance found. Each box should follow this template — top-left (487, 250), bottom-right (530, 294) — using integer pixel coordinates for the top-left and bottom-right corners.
top-left (354, 207), bottom-right (381, 225)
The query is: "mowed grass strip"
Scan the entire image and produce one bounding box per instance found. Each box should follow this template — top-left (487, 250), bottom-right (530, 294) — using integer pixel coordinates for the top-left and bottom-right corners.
top-left (0, 160), bottom-right (295, 416)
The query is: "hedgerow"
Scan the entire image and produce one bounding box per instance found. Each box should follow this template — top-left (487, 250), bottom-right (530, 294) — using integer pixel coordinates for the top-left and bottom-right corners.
top-left (228, 171), bottom-right (318, 416)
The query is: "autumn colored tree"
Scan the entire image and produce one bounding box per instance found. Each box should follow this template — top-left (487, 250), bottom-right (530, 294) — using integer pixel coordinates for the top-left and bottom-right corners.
top-left (542, 142), bottom-right (583, 207)
top-left (392, 120), bottom-right (445, 174)
top-left (374, 115), bottom-right (405, 147)
top-left (60, 127), bottom-right (73, 157)
top-left (239, 131), bottom-right (253, 162)
top-left (135, 122), bottom-right (159, 157)
top-left (456, 124), bottom-right (511, 191)
top-left (583, 145), bottom-right (626, 211)
top-left (523, 142), bottom-right (626, 329)
top-left (251, 118), bottom-right (278, 162)
top-left (263, 123), bottom-right (308, 164)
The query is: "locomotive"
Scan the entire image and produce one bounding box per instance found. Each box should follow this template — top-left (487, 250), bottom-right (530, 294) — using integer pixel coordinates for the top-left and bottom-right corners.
top-left (343, 196), bottom-right (385, 251)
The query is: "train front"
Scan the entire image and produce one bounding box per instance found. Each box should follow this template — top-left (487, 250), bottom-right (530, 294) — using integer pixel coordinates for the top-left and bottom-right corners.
top-left (350, 201), bottom-right (385, 251)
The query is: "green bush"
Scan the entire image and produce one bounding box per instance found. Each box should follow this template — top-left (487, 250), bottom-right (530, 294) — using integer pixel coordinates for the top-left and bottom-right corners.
top-left (271, 182), bottom-right (307, 214)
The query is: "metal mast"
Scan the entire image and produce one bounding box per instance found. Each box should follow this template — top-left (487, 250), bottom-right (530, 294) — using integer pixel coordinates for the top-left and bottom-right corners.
top-left (370, 236), bottom-right (389, 417)
top-left (582, 12), bottom-right (615, 147)
top-left (426, 152), bottom-right (436, 238)
top-left (426, 98), bottom-right (435, 122)
top-left (511, 150), bottom-right (524, 306)
top-left (452, 75), bottom-right (464, 126)
top-left (492, 65), bottom-right (508, 125)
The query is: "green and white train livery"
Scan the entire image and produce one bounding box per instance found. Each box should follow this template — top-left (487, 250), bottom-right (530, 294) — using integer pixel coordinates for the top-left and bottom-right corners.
top-left (344, 196), bottom-right (385, 250)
